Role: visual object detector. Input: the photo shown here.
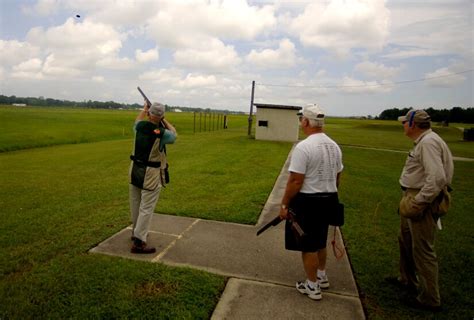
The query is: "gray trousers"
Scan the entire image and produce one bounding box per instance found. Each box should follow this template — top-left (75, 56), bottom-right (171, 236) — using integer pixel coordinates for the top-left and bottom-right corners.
top-left (129, 184), bottom-right (161, 242)
top-left (398, 205), bottom-right (440, 306)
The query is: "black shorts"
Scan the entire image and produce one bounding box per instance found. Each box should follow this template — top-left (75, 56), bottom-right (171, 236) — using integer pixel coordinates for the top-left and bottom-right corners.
top-left (285, 192), bottom-right (338, 252)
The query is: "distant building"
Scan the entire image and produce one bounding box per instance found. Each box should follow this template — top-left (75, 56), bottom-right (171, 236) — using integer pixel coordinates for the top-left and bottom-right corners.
top-left (12, 103), bottom-right (27, 107)
top-left (173, 109), bottom-right (183, 113)
top-left (254, 103), bottom-right (302, 142)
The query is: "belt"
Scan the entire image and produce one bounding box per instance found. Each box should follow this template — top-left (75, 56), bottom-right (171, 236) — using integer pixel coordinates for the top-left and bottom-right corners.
top-left (401, 186), bottom-right (421, 193)
top-left (130, 155), bottom-right (161, 168)
top-left (298, 192), bottom-right (337, 199)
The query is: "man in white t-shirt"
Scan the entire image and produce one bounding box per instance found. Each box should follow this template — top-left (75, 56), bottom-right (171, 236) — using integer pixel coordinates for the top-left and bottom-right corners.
top-left (280, 104), bottom-right (343, 301)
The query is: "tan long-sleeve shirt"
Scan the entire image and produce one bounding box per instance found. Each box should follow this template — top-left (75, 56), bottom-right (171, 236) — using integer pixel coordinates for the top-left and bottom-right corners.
top-left (399, 129), bottom-right (454, 204)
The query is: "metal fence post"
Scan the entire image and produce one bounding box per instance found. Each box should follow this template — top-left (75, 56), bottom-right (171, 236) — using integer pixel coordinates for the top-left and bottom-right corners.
top-left (248, 80), bottom-right (255, 136)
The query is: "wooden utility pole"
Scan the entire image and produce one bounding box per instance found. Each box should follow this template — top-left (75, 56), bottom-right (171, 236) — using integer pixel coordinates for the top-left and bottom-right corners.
top-left (248, 80), bottom-right (255, 136)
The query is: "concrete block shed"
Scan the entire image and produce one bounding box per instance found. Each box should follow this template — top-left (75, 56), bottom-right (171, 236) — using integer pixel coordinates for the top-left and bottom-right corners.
top-left (254, 103), bottom-right (302, 142)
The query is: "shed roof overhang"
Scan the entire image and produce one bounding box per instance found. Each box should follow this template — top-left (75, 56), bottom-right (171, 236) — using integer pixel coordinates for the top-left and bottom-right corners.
top-left (254, 103), bottom-right (302, 111)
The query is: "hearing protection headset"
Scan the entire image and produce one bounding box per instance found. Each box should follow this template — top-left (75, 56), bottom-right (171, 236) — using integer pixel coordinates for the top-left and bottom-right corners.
top-left (408, 110), bottom-right (416, 127)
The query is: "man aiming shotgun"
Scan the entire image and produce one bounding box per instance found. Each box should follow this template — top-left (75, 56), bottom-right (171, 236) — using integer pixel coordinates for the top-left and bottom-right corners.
top-left (128, 87), bottom-right (177, 254)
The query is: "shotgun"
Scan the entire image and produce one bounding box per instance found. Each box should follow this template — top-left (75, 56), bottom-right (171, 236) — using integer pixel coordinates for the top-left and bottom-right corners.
top-left (256, 209), bottom-right (305, 238)
top-left (137, 86), bottom-right (152, 108)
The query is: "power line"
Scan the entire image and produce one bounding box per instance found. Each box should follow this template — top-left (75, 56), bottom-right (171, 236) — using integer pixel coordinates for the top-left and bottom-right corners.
top-left (256, 69), bottom-right (473, 89)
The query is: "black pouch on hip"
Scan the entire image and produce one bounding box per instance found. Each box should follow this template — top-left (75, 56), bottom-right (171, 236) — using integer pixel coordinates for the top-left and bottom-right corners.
top-left (329, 202), bottom-right (344, 226)
top-left (164, 163), bottom-right (170, 183)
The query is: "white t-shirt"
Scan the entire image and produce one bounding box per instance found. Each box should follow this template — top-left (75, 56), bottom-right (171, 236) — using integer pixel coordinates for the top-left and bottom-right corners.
top-left (289, 133), bottom-right (343, 193)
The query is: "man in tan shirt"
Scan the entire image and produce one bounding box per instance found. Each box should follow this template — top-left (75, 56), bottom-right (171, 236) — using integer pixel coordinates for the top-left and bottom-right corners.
top-left (388, 109), bottom-right (453, 312)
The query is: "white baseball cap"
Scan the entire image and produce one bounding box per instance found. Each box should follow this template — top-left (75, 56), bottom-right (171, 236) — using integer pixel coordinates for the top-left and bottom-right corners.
top-left (297, 104), bottom-right (325, 120)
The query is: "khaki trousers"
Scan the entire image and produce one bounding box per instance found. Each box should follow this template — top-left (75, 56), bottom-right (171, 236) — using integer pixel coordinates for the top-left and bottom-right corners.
top-left (129, 184), bottom-right (161, 242)
top-left (398, 194), bottom-right (440, 307)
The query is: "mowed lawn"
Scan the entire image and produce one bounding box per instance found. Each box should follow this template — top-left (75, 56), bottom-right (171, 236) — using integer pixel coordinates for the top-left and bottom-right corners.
top-left (0, 106), bottom-right (473, 319)
top-left (0, 106), bottom-right (291, 319)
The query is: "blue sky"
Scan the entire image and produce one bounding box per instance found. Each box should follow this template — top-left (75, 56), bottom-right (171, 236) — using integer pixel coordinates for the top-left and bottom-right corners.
top-left (0, 0), bottom-right (472, 116)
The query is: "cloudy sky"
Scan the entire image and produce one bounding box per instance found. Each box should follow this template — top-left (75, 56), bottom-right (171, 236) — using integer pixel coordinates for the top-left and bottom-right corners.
top-left (0, 0), bottom-right (472, 116)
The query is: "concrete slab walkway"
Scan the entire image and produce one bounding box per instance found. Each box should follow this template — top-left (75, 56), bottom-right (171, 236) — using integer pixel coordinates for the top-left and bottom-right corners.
top-left (90, 149), bottom-right (365, 319)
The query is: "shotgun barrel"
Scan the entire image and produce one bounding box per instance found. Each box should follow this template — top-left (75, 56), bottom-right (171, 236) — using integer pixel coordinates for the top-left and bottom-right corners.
top-left (137, 86), bottom-right (152, 108)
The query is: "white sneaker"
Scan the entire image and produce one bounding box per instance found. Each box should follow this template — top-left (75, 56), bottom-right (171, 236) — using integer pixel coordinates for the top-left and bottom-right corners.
top-left (318, 275), bottom-right (330, 289)
top-left (296, 281), bottom-right (322, 300)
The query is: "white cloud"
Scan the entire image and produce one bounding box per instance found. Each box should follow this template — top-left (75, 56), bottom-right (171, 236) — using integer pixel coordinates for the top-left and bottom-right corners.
top-left (179, 73), bottom-right (217, 88)
top-left (425, 67), bottom-right (466, 88)
top-left (42, 54), bottom-right (82, 77)
top-left (146, 0), bottom-right (276, 48)
top-left (355, 61), bottom-right (402, 79)
top-left (339, 76), bottom-right (393, 94)
top-left (139, 69), bottom-right (216, 89)
top-left (246, 38), bottom-right (297, 69)
top-left (207, 0), bottom-right (276, 39)
top-left (27, 18), bottom-right (123, 54)
top-left (174, 38), bottom-right (241, 71)
top-left (64, 0), bottom-right (159, 26)
top-left (22, 0), bottom-right (158, 26)
top-left (135, 48), bottom-right (159, 64)
top-left (23, 18), bottom-right (128, 75)
top-left (0, 40), bottom-right (41, 67)
top-left (315, 69), bottom-right (327, 78)
top-left (290, 0), bottom-right (390, 57)
top-left (12, 58), bottom-right (45, 79)
top-left (382, 47), bottom-right (442, 60)
top-left (13, 58), bottom-right (43, 72)
top-left (139, 68), bottom-right (183, 84)
top-left (385, 2), bottom-right (472, 60)
top-left (92, 76), bottom-right (104, 83)
top-left (22, 0), bottom-right (60, 16)
top-left (97, 57), bottom-right (135, 70)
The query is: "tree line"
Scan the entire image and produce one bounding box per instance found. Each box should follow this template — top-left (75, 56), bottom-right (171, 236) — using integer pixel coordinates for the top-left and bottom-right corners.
top-left (1, 94), bottom-right (471, 121)
top-left (0, 94), bottom-right (142, 110)
top-left (377, 107), bottom-right (474, 124)
top-left (0, 95), bottom-right (243, 115)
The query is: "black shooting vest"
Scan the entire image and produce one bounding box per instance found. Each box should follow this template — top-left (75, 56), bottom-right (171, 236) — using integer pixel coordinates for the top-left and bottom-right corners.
top-left (129, 121), bottom-right (167, 191)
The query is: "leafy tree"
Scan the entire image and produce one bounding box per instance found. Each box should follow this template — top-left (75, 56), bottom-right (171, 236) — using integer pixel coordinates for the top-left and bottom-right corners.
top-left (376, 107), bottom-right (474, 124)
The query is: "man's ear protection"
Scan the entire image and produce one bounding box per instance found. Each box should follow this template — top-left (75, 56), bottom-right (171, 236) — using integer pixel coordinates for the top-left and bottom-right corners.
top-left (408, 111), bottom-right (416, 127)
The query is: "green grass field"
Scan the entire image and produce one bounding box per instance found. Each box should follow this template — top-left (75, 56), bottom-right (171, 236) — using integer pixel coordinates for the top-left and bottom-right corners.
top-left (323, 118), bottom-right (474, 158)
top-left (0, 106), bottom-right (472, 319)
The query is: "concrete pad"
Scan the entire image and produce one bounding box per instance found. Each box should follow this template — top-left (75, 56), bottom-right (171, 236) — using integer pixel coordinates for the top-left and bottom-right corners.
top-left (157, 215), bottom-right (358, 297)
top-left (89, 226), bottom-right (178, 262)
top-left (91, 213), bottom-right (358, 296)
top-left (158, 218), bottom-right (303, 285)
top-left (211, 278), bottom-right (365, 320)
top-left (147, 213), bottom-right (198, 235)
top-left (90, 214), bottom-right (199, 261)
